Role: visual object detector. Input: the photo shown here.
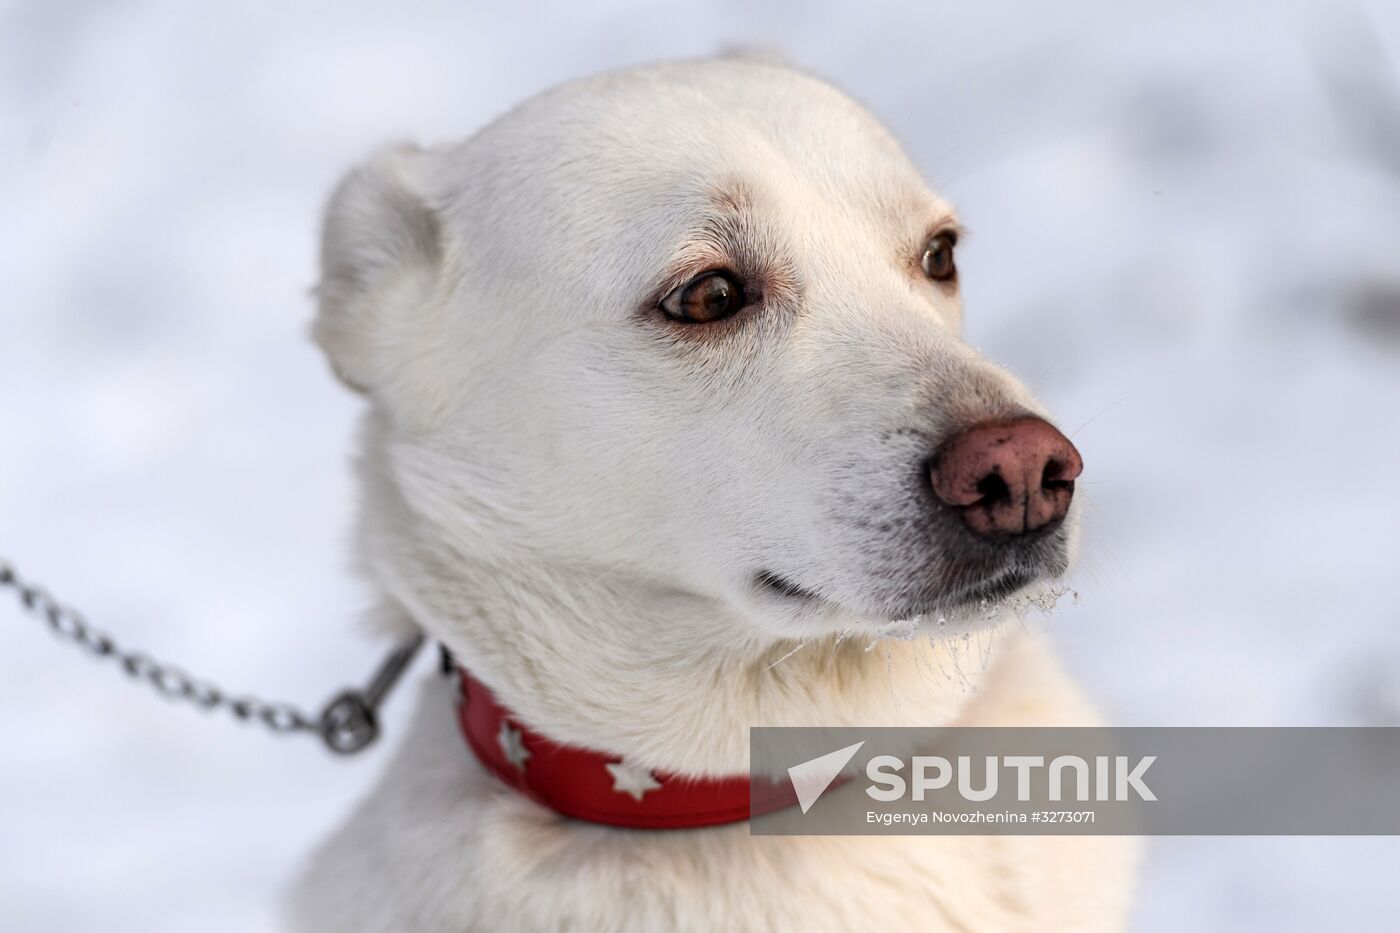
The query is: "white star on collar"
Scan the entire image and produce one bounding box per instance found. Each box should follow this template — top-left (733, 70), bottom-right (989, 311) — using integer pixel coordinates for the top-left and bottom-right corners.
top-left (497, 721), bottom-right (531, 771)
top-left (605, 759), bottom-right (662, 801)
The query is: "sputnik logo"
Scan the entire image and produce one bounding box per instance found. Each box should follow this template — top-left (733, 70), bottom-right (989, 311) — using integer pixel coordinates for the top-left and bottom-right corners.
top-left (787, 741), bottom-right (865, 814)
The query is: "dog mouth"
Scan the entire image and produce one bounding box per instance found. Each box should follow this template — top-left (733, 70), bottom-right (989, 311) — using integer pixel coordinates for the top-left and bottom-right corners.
top-left (755, 571), bottom-right (822, 602)
top-left (940, 567), bottom-right (1037, 607)
top-left (754, 564), bottom-right (1042, 615)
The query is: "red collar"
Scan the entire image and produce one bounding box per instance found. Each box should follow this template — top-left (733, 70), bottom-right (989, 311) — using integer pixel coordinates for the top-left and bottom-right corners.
top-left (454, 668), bottom-right (794, 829)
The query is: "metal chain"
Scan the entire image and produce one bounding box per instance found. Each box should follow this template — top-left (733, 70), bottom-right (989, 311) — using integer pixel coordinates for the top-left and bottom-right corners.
top-left (0, 556), bottom-right (423, 755)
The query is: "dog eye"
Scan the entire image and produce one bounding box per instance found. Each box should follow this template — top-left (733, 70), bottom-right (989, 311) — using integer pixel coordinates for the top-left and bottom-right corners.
top-left (920, 231), bottom-right (957, 282)
top-left (660, 271), bottom-right (747, 323)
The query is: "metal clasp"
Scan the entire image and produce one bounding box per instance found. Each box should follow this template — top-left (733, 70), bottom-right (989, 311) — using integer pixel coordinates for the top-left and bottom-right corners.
top-left (318, 633), bottom-right (425, 755)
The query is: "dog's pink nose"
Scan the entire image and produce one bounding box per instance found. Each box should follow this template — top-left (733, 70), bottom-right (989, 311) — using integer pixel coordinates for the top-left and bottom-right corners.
top-left (929, 417), bottom-right (1083, 538)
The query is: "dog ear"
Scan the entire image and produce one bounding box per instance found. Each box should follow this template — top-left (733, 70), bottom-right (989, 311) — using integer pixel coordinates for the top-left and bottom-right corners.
top-left (313, 143), bottom-right (443, 397)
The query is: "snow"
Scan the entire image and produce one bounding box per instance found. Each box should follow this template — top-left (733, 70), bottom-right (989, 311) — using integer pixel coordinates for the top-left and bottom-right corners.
top-left (3, 0), bottom-right (1400, 929)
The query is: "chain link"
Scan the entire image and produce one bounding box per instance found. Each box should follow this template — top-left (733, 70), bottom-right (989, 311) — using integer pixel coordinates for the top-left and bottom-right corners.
top-left (0, 556), bottom-right (423, 752)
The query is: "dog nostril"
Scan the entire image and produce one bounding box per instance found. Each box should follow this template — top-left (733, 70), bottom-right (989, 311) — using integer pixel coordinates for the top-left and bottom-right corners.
top-left (1041, 458), bottom-right (1071, 489)
top-left (974, 471), bottom-right (1011, 505)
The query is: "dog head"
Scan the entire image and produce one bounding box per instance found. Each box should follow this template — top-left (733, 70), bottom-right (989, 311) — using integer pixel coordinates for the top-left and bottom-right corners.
top-left (315, 57), bottom-right (1081, 645)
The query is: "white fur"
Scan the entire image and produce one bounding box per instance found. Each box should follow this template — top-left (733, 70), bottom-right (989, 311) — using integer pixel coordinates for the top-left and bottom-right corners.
top-left (291, 57), bottom-right (1136, 932)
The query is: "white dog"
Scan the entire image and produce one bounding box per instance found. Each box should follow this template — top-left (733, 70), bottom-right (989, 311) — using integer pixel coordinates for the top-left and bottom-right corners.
top-left (291, 55), bottom-right (1136, 932)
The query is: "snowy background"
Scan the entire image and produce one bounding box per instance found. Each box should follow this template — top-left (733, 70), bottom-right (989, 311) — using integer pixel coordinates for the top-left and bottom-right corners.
top-left (4, 0), bottom-right (1400, 929)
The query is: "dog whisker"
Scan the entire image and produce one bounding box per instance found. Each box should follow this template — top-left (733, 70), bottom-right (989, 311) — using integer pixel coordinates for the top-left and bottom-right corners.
top-left (762, 641), bottom-right (806, 672)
